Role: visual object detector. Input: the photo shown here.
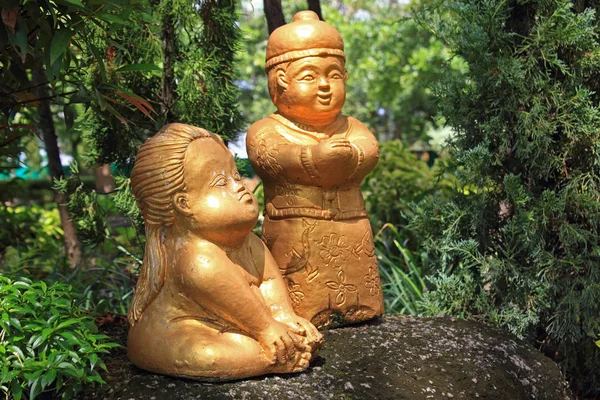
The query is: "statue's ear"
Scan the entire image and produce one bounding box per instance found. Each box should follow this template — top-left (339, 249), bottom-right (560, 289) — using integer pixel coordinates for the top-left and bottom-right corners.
top-left (173, 193), bottom-right (191, 216)
top-left (277, 69), bottom-right (288, 89)
top-left (344, 69), bottom-right (349, 82)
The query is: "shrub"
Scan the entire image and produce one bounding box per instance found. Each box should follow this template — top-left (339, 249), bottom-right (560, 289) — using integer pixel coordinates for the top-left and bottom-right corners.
top-left (0, 276), bottom-right (118, 399)
top-left (413, 0), bottom-right (600, 395)
top-left (361, 140), bottom-right (455, 233)
top-left (0, 204), bottom-right (68, 277)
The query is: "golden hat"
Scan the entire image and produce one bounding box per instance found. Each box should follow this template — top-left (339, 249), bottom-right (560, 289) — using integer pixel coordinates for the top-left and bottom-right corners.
top-left (265, 10), bottom-right (344, 71)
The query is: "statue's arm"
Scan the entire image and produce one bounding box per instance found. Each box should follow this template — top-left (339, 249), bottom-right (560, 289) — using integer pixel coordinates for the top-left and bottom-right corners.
top-left (250, 234), bottom-right (323, 346)
top-left (246, 123), bottom-right (315, 185)
top-left (347, 119), bottom-right (380, 178)
top-left (177, 245), bottom-right (275, 336)
top-left (248, 233), bottom-right (297, 316)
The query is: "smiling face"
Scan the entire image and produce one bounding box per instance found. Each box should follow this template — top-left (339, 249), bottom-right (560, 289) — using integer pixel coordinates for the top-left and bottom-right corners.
top-left (177, 138), bottom-right (259, 245)
top-left (273, 56), bottom-right (347, 126)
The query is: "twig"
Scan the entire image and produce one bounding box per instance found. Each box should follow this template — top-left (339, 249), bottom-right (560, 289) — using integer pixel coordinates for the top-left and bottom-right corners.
top-left (0, 90), bottom-right (79, 106)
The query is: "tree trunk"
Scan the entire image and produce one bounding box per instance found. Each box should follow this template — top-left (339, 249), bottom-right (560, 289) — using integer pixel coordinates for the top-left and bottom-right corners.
top-left (264, 0), bottom-right (286, 34)
top-left (161, 5), bottom-right (177, 122)
top-left (95, 164), bottom-right (115, 193)
top-left (32, 66), bottom-right (82, 268)
top-left (307, 0), bottom-right (323, 20)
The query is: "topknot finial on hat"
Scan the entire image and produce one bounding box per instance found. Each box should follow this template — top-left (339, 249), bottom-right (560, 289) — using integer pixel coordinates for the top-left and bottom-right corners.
top-left (265, 11), bottom-right (344, 71)
top-left (293, 10), bottom-right (319, 22)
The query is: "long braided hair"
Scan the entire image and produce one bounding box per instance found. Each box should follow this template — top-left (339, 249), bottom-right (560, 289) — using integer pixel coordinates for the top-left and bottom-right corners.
top-left (127, 123), bottom-right (215, 325)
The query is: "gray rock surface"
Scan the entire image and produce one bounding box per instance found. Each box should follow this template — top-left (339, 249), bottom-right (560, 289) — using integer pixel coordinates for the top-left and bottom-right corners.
top-left (84, 315), bottom-right (570, 399)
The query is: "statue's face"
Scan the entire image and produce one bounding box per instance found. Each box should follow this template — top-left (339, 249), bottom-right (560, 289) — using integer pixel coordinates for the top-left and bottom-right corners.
top-left (276, 56), bottom-right (346, 125)
top-left (181, 138), bottom-right (258, 239)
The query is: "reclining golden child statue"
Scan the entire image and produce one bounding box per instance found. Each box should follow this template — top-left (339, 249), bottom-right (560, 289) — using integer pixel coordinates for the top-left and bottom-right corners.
top-left (127, 123), bottom-right (322, 380)
top-left (247, 11), bottom-right (384, 328)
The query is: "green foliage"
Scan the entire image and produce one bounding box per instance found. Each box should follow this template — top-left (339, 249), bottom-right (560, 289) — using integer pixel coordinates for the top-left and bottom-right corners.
top-left (361, 139), bottom-right (455, 232)
top-left (238, 0), bottom-right (467, 144)
top-left (0, 0), bottom-right (151, 167)
top-left (178, 1), bottom-right (244, 139)
top-left (0, 204), bottom-right (68, 275)
top-left (375, 224), bottom-right (428, 315)
top-left (0, 276), bottom-right (119, 400)
top-left (326, 2), bottom-right (467, 143)
top-left (413, 0), bottom-right (600, 395)
top-left (0, 200), bottom-right (138, 317)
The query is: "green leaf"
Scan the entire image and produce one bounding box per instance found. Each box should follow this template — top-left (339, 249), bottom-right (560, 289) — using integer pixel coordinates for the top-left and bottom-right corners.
top-left (39, 281), bottom-right (47, 295)
top-left (11, 381), bottom-right (22, 400)
top-left (53, 0), bottom-right (85, 8)
top-left (13, 281), bottom-right (31, 289)
top-left (29, 376), bottom-right (41, 400)
top-left (63, 104), bottom-right (74, 131)
top-left (89, 353), bottom-right (98, 370)
top-left (50, 28), bottom-right (73, 65)
top-left (41, 369), bottom-right (57, 389)
top-left (55, 318), bottom-right (79, 331)
top-left (116, 63), bottom-right (162, 73)
top-left (10, 317), bottom-right (22, 330)
top-left (97, 13), bottom-right (128, 25)
top-left (12, 17), bottom-right (28, 54)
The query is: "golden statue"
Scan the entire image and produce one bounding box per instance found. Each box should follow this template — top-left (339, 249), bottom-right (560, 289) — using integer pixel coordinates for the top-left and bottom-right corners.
top-left (127, 123), bottom-right (322, 381)
top-left (247, 11), bottom-right (384, 328)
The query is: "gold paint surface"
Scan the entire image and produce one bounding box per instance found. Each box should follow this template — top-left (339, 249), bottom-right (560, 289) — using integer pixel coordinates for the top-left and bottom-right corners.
top-left (127, 123), bottom-right (322, 381)
top-left (247, 11), bottom-right (384, 328)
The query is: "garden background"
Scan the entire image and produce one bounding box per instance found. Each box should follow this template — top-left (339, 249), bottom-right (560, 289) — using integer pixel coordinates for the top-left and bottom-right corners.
top-left (0, 0), bottom-right (599, 398)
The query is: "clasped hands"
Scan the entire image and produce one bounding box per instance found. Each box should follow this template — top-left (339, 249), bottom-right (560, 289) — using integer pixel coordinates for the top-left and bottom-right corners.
top-left (256, 313), bottom-right (322, 367)
top-left (311, 138), bottom-right (359, 187)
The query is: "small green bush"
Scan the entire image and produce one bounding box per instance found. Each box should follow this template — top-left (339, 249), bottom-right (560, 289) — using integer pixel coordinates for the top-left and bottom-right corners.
top-left (0, 276), bottom-right (118, 399)
top-left (0, 204), bottom-right (68, 277)
top-left (362, 140), bottom-right (455, 233)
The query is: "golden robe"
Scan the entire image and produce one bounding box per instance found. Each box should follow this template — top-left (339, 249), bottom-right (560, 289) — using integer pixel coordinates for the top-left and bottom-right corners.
top-left (247, 113), bottom-right (384, 327)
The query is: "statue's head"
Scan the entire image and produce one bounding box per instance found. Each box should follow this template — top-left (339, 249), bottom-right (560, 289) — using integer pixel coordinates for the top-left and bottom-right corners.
top-left (266, 11), bottom-right (347, 126)
top-left (127, 123), bottom-right (258, 324)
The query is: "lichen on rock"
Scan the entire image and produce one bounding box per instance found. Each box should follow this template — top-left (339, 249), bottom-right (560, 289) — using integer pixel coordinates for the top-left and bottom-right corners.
top-left (84, 316), bottom-right (570, 399)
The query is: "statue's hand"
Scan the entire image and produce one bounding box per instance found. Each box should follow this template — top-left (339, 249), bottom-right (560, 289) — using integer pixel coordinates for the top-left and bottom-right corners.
top-left (272, 311), bottom-right (323, 350)
top-left (285, 316), bottom-right (323, 350)
top-left (257, 321), bottom-right (306, 365)
top-left (311, 139), bottom-right (357, 186)
top-left (312, 139), bottom-right (355, 166)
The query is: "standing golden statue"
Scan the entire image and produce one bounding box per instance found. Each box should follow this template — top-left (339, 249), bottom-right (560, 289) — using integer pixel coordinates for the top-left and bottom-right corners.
top-left (247, 11), bottom-right (384, 328)
top-left (127, 123), bottom-right (322, 381)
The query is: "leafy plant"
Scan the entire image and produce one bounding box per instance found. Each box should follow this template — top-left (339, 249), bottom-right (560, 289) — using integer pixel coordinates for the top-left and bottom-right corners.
top-left (375, 224), bottom-right (427, 315)
top-left (0, 276), bottom-right (118, 400)
top-left (0, 204), bottom-right (68, 278)
top-left (413, 0), bottom-right (600, 395)
top-left (362, 139), bottom-right (456, 233)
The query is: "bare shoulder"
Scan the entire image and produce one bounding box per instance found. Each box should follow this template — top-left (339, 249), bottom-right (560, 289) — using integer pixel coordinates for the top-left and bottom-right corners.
top-left (173, 239), bottom-right (226, 279)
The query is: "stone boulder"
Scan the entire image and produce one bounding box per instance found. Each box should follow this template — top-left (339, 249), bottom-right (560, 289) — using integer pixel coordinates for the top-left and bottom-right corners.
top-left (84, 316), bottom-right (570, 399)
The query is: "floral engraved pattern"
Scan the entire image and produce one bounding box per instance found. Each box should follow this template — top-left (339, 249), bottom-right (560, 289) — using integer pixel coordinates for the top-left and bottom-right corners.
top-left (326, 270), bottom-right (357, 306)
top-left (287, 279), bottom-right (304, 308)
top-left (284, 220), bottom-right (319, 282)
top-left (255, 136), bottom-right (282, 178)
top-left (364, 267), bottom-right (381, 296)
top-left (317, 233), bottom-right (352, 268)
top-left (352, 230), bottom-right (376, 259)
